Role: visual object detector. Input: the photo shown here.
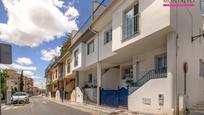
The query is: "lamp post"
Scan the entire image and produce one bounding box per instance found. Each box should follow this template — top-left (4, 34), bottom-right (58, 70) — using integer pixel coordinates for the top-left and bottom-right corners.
top-left (0, 43), bottom-right (12, 115)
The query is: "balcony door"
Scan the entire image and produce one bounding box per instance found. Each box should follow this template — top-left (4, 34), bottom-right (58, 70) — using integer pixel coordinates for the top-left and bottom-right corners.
top-left (123, 3), bottom-right (139, 40)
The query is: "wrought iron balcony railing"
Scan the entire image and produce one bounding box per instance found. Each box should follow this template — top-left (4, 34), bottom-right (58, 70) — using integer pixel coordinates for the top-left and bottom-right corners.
top-left (129, 67), bottom-right (167, 95)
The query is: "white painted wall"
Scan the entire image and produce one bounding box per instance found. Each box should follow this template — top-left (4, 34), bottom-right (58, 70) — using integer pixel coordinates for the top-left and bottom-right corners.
top-left (101, 68), bottom-right (120, 90)
top-left (170, 1), bottom-right (204, 109)
top-left (133, 48), bottom-right (166, 77)
top-left (71, 43), bottom-right (86, 71)
top-left (98, 22), bottom-right (115, 61)
top-left (55, 90), bottom-right (60, 101)
top-left (85, 36), bottom-right (98, 66)
top-left (77, 70), bottom-right (97, 103)
top-left (128, 47), bottom-right (172, 114)
top-left (78, 70), bottom-right (97, 88)
top-left (70, 0), bottom-right (204, 114)
top-left (112, 0), bottom-right (170, 52)
top-left (70, 89), bottom-right (76, 102)
top-left (84, 22), bottom-right (115, 67)
top-left (84, 88), bottom-right (97, 102)
top-left (76, 87), bottom-right (83, 103)
top-left (128, 78), bottom-right (173, 114)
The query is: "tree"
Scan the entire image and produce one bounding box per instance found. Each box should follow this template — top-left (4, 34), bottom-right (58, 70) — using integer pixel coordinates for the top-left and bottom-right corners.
top-left (0, 70), bottom-right (9, 100)
top-left (19, 70), bottom-right (24, 92)
top-left (11, 87), bottom-right (16, 95)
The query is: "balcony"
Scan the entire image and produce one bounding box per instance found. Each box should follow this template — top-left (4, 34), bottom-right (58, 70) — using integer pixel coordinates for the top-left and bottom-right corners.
top-left (123, 14), bottom-right (139, 41)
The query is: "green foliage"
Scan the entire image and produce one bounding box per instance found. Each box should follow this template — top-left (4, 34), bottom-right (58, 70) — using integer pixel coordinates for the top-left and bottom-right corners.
top-left (126, 79), bottom-right (134, 85)
top-left (0, 70), bottom-right (9, 100)
top-left (11, 87), bottom-right (16, 95)
top-left (20, 70), bottom-right (24, 92)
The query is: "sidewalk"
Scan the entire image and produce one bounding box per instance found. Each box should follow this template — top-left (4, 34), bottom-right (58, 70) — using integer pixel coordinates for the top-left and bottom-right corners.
top-left (43, 96), bottom-right (140, 115)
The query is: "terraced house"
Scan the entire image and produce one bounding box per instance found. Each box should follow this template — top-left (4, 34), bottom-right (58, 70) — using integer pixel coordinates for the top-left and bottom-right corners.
top-left (45, 0), bottom-right (204, 114)
top-left (45, 38), bottom-right (76, 102)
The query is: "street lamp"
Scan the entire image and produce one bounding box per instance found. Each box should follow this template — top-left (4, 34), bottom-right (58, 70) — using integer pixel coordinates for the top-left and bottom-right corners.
top-left (0, 43), bottom-right (12, 115)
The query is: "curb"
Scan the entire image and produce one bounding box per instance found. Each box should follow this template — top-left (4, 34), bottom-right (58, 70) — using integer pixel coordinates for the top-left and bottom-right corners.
top-left (43, 97), bottom-right (139, 115)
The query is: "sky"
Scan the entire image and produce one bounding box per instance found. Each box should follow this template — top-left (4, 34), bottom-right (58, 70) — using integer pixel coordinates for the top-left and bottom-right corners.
top-left (0, 0), bottom-right (203, 89)
top-left (0, 0), bottom-right (111, 89)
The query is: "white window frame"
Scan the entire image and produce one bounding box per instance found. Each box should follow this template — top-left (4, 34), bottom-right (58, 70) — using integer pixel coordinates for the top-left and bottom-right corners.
top-left (104, 29), bottom-right (112, 44)
top-left (123, 2), bottom-right (139, 41)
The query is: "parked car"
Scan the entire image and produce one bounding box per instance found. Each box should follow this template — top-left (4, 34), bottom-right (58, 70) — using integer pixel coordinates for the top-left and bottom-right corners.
top-left (11, 92), bottom-right (29, 104)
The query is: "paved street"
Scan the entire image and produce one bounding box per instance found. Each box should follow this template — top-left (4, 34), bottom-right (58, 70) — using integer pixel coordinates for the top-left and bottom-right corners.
top-left (2, 96), bottom-right (94, 115)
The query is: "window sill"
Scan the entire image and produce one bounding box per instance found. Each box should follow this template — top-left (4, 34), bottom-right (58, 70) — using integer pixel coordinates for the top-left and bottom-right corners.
top-left (122, 32), bottom-right (140, 43)
top-left (104, 41), bottom-right (112, 45)
top-left (87, 52), bottom-right (94, 56)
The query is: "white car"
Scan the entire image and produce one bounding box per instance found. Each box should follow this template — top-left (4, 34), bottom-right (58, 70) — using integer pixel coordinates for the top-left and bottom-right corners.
top-left (11, 92), bottom-right (29, 104)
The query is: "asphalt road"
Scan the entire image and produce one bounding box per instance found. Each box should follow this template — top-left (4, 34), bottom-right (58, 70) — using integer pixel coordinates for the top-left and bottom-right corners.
top-left (2, 96), bottom-right (93, 115)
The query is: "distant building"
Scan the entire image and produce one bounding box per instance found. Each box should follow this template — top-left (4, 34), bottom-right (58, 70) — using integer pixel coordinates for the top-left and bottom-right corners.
top-left (6, 69), bottom-right (33, 94)
top-left (32, 87), bottom-right (45, 96)
top-left (23, 77), bottom-right (33, 94)
top-left (6, 69), bottom-right (21, 92)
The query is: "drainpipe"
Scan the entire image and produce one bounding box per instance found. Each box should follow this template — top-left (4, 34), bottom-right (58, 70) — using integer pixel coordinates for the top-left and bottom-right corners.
top-left (175, 7), bottom-right (178, 115)
top-left (89, 27), bottom-right (101, 105)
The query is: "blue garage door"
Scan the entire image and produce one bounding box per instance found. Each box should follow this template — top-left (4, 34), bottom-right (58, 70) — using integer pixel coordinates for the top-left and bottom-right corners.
top-left (100, 87), bottom-right (128, 107)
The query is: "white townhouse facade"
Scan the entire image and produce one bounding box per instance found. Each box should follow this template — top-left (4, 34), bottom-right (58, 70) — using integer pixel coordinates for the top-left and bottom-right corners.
top-left (45, 0), bottom-right (204, 114)
top-left (45, 39), bottom-right (76, 102)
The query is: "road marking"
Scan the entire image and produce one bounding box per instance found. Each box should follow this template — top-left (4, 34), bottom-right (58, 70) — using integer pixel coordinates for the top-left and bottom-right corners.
top-left (4, 107), bottom-right (11, 110)
top-left (1, 105), bottom-right (6, 109)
